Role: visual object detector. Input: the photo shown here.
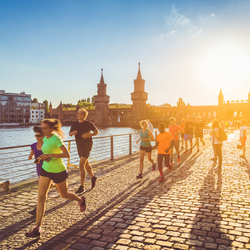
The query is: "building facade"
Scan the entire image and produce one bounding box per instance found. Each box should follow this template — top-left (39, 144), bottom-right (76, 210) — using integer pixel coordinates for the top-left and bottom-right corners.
top-left (0, 90), bottom-right (31, 124)
top-left (30, 103), bottom-right (45, 123)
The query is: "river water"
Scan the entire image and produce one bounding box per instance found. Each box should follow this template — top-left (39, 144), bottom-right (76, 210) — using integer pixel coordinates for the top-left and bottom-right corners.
top-left (0, 126), bottom-right (140, 184)
top-left (0, 126), bottom-right (138, 148)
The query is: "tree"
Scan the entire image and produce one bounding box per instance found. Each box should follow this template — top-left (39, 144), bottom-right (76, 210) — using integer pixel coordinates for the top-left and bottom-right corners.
top-left (91, 96), bottom-right (95, 105)
top-left (87, 97), bottom-right (90, 103)
top-left (43, 100), bottom-right (49, 113)
top-left (32, 98), bottom-right (38, 103)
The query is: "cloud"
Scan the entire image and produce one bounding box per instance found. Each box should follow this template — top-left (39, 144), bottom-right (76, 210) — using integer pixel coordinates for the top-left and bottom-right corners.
top-left (169, 5), bottom-right (190, 26)
top-left (211, 13), bottom-right (215, 17)
top-left (167, 30), bottom-right (178, 36)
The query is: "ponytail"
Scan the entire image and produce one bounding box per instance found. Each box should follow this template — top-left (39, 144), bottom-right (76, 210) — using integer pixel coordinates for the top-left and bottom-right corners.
top-left (41, 118), bottom-right (65, 138)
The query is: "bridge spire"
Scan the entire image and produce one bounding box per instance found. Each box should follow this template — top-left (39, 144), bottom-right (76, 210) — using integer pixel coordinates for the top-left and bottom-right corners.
top-left (136, 62), bottom-right (142, 80)
top-left (99, 68), bottom-right (105, 85)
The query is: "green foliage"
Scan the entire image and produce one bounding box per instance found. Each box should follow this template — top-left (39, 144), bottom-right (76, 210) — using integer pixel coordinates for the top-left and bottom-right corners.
top-left (32, 98), bottom-right (38, 103)
top-left (43, 100), bottom-right (49, 113)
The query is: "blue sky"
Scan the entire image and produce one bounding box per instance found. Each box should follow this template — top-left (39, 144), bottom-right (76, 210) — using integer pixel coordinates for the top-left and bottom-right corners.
top-left (1, 0), bottom-right (250, 107)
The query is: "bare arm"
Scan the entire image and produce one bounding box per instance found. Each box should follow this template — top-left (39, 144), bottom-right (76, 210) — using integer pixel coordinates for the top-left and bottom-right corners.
top-left (28, 149), bottom-right (34, 160)
top-left (41, 145), bottom-right (70, 160)
top-left (82, 128), bottom-right (99, 139)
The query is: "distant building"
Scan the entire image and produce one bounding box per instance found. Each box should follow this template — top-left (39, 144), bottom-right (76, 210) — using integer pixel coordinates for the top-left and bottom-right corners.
top-left (30, 103), bottom-right (45, 123)
top-left (0, 90), bottom-right (31, 124)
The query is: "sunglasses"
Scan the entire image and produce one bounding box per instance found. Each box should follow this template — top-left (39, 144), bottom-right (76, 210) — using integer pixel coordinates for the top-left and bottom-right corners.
top-left (35, 134), bottom-right (42, 137)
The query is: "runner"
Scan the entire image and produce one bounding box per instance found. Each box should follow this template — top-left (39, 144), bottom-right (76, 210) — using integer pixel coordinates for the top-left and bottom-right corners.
top-left (69, 109), bottom-right (99, 194)
top-left (194, 116), bottom-right (205, 152)
top-left (136, 120), bottom-right (156, 178)
top-left (28, 125), bottom-right (44, 215)
top-left (0, 180), bottom-right (10, 192)
top-left (153, 122), bottom-right (174, 182)
top-left (147, 119), bottom-right (154, 132)
top-left (239, 119), bottom-right (247, 158)
top-left (211, 119), bottom-right (223, 169)
top-left (26, 119), bottom-right (86, 239)
top-left (184, 115), bottom-right (194, 154)
top-left (179, 118), bottom-right (185, 149)
top-left (168, 117), bottom-right (183, 163)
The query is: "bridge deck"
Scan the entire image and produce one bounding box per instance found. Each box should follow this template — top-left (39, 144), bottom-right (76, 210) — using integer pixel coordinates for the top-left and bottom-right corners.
top-left (1, 130), bottom-right (250, 249)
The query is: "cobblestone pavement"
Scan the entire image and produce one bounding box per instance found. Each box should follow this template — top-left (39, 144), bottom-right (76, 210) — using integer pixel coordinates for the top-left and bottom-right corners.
top-left (1, 131), bottom-right (250, 249)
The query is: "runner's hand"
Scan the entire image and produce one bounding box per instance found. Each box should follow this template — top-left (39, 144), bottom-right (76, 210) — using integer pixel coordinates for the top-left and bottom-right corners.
top-left (82, 132), bottom-right (90, 139)
top-left (71, 130), bottom-right (78, 136)
top-left (28, 154), bottom-right (33, 160)
top-left (165, 147), bottom-right (170, 153)
top-left (40, 154), bottom-right (51, 161)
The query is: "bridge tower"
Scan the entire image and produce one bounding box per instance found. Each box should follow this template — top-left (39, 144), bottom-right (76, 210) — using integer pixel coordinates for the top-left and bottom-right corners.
top-left (218, 89), bottom-right (224, 106)
top-left (94, 69), bottom-right (110, 126)
top-left (131, 63), bottom-right (148, 123)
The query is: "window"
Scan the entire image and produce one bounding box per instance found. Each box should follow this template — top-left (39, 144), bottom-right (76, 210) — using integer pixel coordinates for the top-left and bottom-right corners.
top-left (36, 115), bottom-right (38, 118)
top-left (32, 115), bottom-right (34, 118)
top-left (0, 96), bottom-right (8, 101)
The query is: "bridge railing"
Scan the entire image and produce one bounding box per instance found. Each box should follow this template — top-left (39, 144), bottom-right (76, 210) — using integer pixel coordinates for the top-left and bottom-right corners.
top-left (0, 129), bottom-right (211, 185)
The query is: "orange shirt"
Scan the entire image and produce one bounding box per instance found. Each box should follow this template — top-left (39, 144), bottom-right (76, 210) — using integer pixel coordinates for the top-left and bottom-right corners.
top-left (157, 131), bottom-right (174, 154)
top-left (168, 124), bottom-right (182, 141)
top-left (180, 123), bottom-right (185, 134)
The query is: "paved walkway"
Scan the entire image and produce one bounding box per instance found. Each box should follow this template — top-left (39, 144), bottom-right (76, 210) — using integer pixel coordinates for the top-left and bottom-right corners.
top-left (1, 131), bottom-right (250, 250)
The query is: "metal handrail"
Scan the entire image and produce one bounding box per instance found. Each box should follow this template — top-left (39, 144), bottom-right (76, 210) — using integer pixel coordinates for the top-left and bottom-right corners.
top-left (0, 129), bottom-right (211, 184)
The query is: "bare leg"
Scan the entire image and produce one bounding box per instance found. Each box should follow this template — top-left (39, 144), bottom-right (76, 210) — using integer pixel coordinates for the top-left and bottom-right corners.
top-left (196, 137), bottom-right (199, 151)
top-left (56, 179), bottom-right (81, 202)
top-left (147, 151), bottom-right (154, 165)
top-left (85, 160), bottom-right (94, 178)
top-left (139, 150), bottom-right (145, 174)
top-left (36, 176), bottom-right (51, 227)
top-left (79, 157), bottom-right (88, 186)
top-left (170, 147), bottom-right (174, 161)
top-left (190, 139), bottom-right (193, 153)
top-left (185, 140), bottom-right (188, 151)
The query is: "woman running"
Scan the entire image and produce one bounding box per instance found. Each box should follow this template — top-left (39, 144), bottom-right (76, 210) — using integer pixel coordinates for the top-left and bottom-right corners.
top-left (136, 120), bottom-right (156, 178)
top-left (211, 119), bottom-right (223, 169)
top-left (28, 125), bottom-right (44, 215)
top-left (26, 119), bottom-right (86, 239)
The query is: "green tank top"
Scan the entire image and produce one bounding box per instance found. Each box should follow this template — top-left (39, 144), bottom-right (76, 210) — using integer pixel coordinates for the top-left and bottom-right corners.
top-left (140, 129), bottom-right (151, 147)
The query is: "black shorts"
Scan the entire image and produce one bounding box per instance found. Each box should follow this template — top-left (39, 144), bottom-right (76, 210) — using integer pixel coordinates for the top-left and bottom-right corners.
top-left (40, 168), bottom-right (68, 184)
top-left (77, 145), bottom-right (92, 158)
top-left (140, 145), bottom-right (152, 153)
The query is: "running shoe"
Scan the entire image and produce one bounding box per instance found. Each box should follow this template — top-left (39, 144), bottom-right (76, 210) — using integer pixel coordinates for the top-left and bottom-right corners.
top-left (79, 196), bottom-right (86, 212)
top-left (4, 180), bottom-right (10, 192)
top-left (152, 163), bottom-right (156, 171)
top-left (159, 176), bottom-right (165, 182)
top-left (75, 185), bottom-right (85, 194)
top-left (25, 227), bottom-right (41, 239)
top-left (91, 176), bottom-right (97, 189)
top-left (169, 161), bottom-right (173, 166)
top-left (177, 157), bottom-right (181, 163)
top-left (136, 173), bottom-right (143, 179)
top-left (210, 157), bottom-right (217, 162)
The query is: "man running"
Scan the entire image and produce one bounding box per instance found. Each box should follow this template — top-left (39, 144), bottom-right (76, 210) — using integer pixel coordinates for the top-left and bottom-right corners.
top-left (69, 109), bottom-right (99, 194)
top-left (154, 122), bottom-right (175, 182)
top-left (168, 117), bottom-right (183, 163)
top-left (184, 115), bottom-right (194, 154)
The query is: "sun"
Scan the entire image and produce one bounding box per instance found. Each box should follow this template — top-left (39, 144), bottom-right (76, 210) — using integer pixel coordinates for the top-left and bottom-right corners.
top-left (198, 45), bottom-right (250, 91)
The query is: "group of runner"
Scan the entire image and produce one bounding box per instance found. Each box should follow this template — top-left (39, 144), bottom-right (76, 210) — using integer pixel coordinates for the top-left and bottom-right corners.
top-left (0, 108), bottom-right (247, 239)
top-left (136, 116), bottom-right (247, 181)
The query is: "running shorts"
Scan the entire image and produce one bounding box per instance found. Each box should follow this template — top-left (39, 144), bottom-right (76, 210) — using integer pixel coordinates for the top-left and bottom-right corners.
top-left (77, 145), bottom-right (92, 158)
top-left (184, 134), bottom-right (193, 141)
top-left (140, 145), bottom-right (152, 153)
top-left (40, 168), bottom-right (68, 184)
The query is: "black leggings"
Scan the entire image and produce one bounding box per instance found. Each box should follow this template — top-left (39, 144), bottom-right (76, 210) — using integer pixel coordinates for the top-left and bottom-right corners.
top-left (214, 144), bottom-right (222, 167)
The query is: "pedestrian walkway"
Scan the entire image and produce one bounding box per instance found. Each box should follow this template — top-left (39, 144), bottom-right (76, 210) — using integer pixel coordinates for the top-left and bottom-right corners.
top-left (1, 131), bottom-right (250, 249)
